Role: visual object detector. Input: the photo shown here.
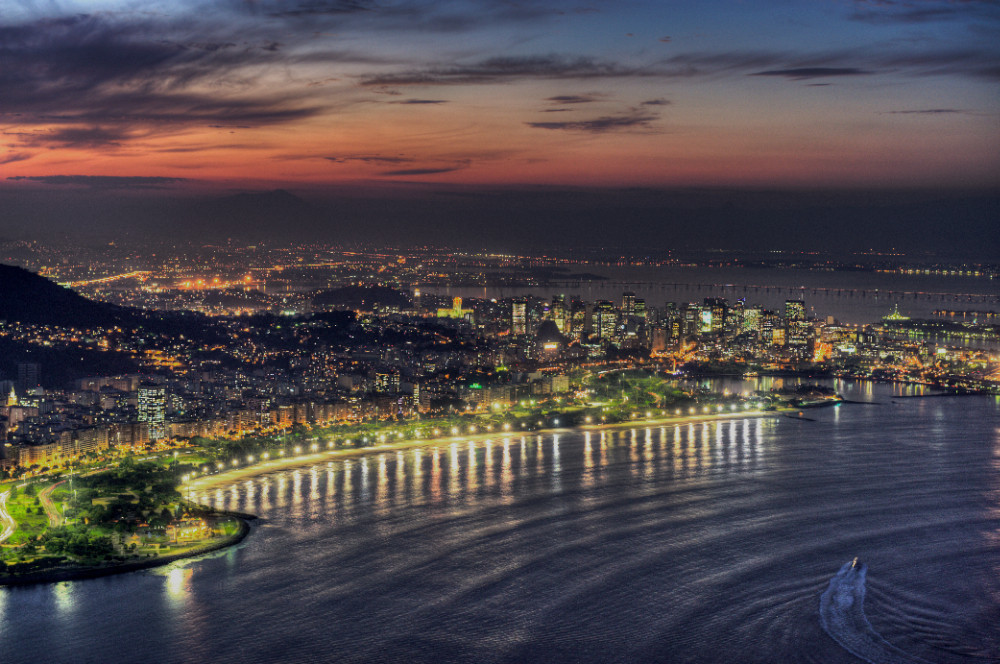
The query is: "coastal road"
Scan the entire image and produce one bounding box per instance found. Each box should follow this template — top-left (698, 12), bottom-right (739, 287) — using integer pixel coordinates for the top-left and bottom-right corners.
top-left (0, 490), bottom-right (16, 543)
top-left (38, 480), bottom-right (66, 527)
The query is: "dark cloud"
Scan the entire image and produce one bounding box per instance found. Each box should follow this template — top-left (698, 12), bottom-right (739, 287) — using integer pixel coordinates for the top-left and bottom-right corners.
top-left (22, 126), bottom-right (133, 149)
top-left (0, 152), bottom-right (32, 165)
top-left (848, 0), bottom-right (1000, 24)
top-left (640, 98), bottom-right (670, 106)
top-left (247, 0), bottom-right (564, 33)
top-left (885, 108), bottom-right (968, 114)
top-left (658, 36), bottom-right (672, 43)
top-left (657, 49), bottom-right (999, 81)
top-left (326, 155), bottom-right (414, 164)
top-left (393, 99), bottom-right (448, 104)
top-left (380, 166), bottom-right (465, 176)
top-left (546, 94), bottom-right (603, 104)
top-left (527, 111), bottom-right (658, 133)
top-left (750, 67), bottom-right (875, 80)
top-left (7, 175), bottom-right (188, 189)
top-left (359, 55), bottom-right (658, 86)
top-left (0, 13), bottom-right (325, 147)
top-left (256, 0), bottom-right (376, 18)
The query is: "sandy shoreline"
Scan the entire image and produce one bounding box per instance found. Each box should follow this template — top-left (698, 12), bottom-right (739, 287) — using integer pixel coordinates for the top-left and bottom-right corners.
top-left (185, 409), bottom-right (783, 492)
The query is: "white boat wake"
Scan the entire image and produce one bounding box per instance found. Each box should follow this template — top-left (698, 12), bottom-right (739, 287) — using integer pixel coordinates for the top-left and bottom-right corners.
top-left (819, 560), bottom-right (933, 664)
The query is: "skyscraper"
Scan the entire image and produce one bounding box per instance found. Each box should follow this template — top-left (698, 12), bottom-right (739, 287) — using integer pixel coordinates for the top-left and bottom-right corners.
top-left (595, 300), bottom-right (616, 341)
top-left (511, 297), bottom-right (527, 335)
top-left (16, 362), bottom-right (40, 393)
top-left (785, 300), bottom-right (807, 322)
top-left (138, 384), bottom-right (167, 442)
top-left (622, 292), bottom-right (636, 317)
top-left (551, 295), bottom-right (567, 333)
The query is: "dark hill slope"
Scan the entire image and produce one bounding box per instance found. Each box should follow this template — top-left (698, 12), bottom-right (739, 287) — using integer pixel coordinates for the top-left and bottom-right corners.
top-left (0, 264), bottom-right (134, 328)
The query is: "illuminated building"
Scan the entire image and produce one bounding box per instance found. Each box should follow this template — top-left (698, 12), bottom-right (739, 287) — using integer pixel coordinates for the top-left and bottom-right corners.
top-left (374, 370), bottom-right (400, 394)
top-left (703, 298), bottom-right (727, 334)
top-left (683, 303), bottom-right (701, 337)
top-left (633, 298), bottom-right (647, 320)
top-left (622, 292), bottom-right (636, 317)
top-left (138, 384), bottom-right (167, 441)
top-left (785, 300), bottom-right (807, 322)
top-left (594, 300), bottom-right (616, 340)
top-left (700, 309), bottom-right (714, 335)
top-left (551, 295), bottom-right (567, 333)
top-left (437, 296), bottom-right (474, 322)
top-left (741, 306), bottom-right (763, 334)
top-left (534, 320), bottom-right (565, 361)
top-left (511, 297), bottom-right (527, 335)
top-left (785, 300), bottom-right (809, 347)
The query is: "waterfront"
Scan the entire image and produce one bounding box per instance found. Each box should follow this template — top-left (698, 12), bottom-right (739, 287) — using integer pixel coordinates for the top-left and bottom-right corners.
top-left (425, 265), bottom-right (1000, 325)
top-left (1, 382), bottom-right (997, 664)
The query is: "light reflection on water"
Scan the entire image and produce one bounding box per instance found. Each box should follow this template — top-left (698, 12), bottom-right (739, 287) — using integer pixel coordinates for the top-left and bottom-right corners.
top-left (195, 416), bottom-right (769, 521)
top-left (52, 582), bottom-right (74, 616)
top-left (3, 390), bottom-right (999, 664)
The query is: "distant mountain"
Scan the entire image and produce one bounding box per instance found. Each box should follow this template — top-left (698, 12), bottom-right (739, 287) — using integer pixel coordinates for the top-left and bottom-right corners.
top-left (178, 189), bottom-right (331, 242)
top-left (0, 263), bottom-right (134, 328)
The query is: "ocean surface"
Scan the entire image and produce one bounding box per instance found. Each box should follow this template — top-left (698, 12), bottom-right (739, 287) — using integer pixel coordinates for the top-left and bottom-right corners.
top-left (1, 381), bottom-right (998, 664)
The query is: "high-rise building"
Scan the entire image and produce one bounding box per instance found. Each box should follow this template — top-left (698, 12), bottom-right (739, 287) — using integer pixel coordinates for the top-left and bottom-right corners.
top-left (569, 299), bottom-right (587, 339)
top-left (785, 300), bottom-right (807, 322)
top-left (633, 298), bottom-right (647, 320)
top-left (511, 297), bottom-right (527, 335)
top-left (703, 298), bottom-right (727, 334)
top-left (742, 306), bottom-right (763, 334)
top-left (551, 295), bottom-right (567, 333)
top-left (682, 303), bottom-right (701, 337)
top-left (16, 363), bottom-right (40, 393)
top-left (594, 300), bottom-right (617, 340)
top-left (138, 384), bottom-right (167, 441)
top-left (374, 370), bottom-right (400, 394)
top-left (622, 292), bottom-right (636, 317)
top-left (785, 300), bottom-right (809, 346)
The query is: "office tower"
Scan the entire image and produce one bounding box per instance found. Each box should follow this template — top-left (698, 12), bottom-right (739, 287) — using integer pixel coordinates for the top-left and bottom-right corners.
top-left (702, 298), bottom-right (727, 334)
top-left (551, 294), bottom-right (567, 333)
top-left (375, 370), bottom-right (400, 394)
top-left (595, 300), bottom-right (616, 340)
top-left (633, 298), bottom-right (647, 320)
top-left (683, 303), bottom-right (701, 337)
top-left (16, 363), bottom-right (40, 393)
top-left (511, 297), bottom-right (527, 335)
top-left (785, 300), bottom-right (807, 322)
top-left (138, 384), bottom-right (167, 441)
top-left (622, 292), bottom-right (636, 317)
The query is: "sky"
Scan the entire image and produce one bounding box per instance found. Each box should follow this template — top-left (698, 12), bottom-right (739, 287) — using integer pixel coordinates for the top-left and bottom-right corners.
top-left (0, 1), bottom-right (997, 253)
top-left (2, 0), bottom-right (998, 188)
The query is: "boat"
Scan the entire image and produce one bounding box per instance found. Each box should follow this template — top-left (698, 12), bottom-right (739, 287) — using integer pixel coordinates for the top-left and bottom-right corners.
top-left (851, 557), bottom-right (860, 569)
